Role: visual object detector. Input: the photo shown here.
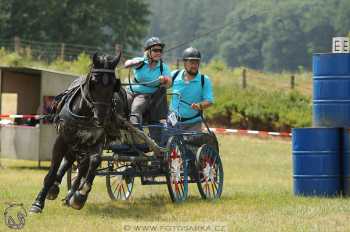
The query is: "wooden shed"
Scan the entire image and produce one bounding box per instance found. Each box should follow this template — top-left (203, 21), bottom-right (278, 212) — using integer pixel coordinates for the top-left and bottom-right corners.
top-left (0, 66), bottom-right (78, 166)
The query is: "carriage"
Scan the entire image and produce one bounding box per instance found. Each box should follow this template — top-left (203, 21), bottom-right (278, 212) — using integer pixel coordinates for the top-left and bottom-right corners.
top-left (66, 111), bottom-right (224, 203)
top-left (29, 53), bottom-right (223, 214)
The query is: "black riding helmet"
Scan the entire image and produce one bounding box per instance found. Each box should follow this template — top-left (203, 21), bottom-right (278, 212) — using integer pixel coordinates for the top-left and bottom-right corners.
top-left (182, 47), bottom-right (201, 60)
top-left (144, 37), bottom-right (165, 50)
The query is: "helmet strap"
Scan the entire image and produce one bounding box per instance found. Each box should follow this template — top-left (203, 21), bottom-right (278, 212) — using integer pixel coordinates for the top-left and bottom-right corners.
top-left (147, 48), bottom-right (160, 66)
top-left (146, 49), bottom-right (154, 61)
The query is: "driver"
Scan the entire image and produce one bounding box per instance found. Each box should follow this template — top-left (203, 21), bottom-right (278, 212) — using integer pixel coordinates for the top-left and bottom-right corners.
top-left (124, 37), bottom-right (172, 142)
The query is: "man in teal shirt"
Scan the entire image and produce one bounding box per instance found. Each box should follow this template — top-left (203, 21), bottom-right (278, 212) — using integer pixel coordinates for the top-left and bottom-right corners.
top-left (170, 47), bottom-right (214, 131)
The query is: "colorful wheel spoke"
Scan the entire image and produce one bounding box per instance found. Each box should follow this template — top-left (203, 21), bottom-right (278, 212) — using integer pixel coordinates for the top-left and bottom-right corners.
top-left (106, 161), bottom-right (134, 201)
top-left (196, 144), bottom-right (223, 200)
top-left (166, 136), bottom-right (188, 203)
top-left (113, 183), bottom-right (121, 195)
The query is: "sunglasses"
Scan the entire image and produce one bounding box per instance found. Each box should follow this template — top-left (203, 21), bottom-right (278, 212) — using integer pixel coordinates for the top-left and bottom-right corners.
top-left (185, 60), bottom-right (200, 65)
top-left (151, 48), bottom-right (163, 53)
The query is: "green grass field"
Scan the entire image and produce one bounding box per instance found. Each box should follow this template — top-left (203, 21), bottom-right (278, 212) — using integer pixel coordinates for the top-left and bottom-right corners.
top-left (1, 135), bottom-right (350, 232)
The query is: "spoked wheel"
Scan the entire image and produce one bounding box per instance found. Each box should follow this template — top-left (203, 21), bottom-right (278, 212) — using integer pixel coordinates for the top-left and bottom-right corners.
top-left (195, 144), bottom-right (224, 199)
top-left (106, 160), bottom-right (134, 201)
top-left (66, 161), bottom-right (79, 190)
top-left (165, 136), bottom-right (188, 203)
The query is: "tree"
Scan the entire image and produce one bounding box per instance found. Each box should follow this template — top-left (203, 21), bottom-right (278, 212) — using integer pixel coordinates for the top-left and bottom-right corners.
top-left (146, 0), bottom-right (236, 62)
top-left (146, 0), bottom-right (350, 72)
top-left (0, 0), bottom-right (150, 51)
top-left (218, 1), bottom-right (268, 70)
top-left (332, 0), bottom-right (350, 37)
top-left (261, 1), bottom-right (309, 71)
top-left (192, 0), bottom-right (235, 62)
top-left (301, 0), bottom-right (337, 56)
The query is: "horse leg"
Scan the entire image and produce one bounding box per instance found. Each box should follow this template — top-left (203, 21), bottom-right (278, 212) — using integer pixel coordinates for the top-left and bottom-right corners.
top-left (47, 157), bottom-right (74, 200)
top-left (29, 136), bottom-right (67, 213)
top-left (64, 156), bottom-right (89, 206)
top-left (69, 145), bottom-right (103, 210)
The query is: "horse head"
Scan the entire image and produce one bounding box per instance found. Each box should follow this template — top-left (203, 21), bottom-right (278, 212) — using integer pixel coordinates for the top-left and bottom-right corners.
top-left (86, 52), bottom-right (121, 125)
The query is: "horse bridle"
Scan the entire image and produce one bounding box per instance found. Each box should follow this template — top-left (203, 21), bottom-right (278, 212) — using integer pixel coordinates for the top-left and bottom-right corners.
top-left (80, 67), bottom-right (116, 120)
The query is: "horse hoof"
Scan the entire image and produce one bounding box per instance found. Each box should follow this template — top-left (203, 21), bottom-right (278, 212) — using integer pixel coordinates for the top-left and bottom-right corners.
top-left (69, 192), bottom-right (87, 210)
top-left (62, 190), bottom-right (74, 206)
top-left (46, 184), bottom-right (60, 200)
top-left (29, 202), bottom-right (43, 214)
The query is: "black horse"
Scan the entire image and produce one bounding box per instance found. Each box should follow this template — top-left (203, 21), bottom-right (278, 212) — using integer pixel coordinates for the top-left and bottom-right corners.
top-left (29, 53), bottom-right (121, 213)
top-left (42, 85), bottom-right (130, 207)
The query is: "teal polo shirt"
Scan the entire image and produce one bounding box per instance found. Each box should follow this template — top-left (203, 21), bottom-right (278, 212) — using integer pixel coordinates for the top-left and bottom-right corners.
top-left (128, 57), bottom-right (171, 94)
top-left (170, 70), bottom-right (214, 124)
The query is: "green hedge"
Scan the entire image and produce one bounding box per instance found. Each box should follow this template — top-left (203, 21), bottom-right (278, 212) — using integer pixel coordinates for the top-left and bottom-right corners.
top-left (206, 84), bottom-right (312, 131)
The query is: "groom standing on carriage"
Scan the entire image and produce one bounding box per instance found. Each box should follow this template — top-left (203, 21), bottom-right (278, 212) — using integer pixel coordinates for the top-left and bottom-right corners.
top-left (170, 47), bottom-right (214, 131)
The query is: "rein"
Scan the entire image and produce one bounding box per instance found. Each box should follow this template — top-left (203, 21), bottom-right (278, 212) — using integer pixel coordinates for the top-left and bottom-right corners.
top-left (122, 59), bottom-right (163, 87)
top-left (91, 68), bottom-right (115, 73)
top-left (121, 77), bottom-right (161, 86)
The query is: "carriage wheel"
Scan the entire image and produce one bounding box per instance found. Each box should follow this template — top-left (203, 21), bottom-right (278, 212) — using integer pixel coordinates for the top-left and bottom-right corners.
top-left (195, 144), bottom-right (223, 200)
top-left (66, 161), bottom-right (79, 190)
top-left (165, 136), bottom-right (188, 203)
top-left (106, 160), bottom-right (134, 201)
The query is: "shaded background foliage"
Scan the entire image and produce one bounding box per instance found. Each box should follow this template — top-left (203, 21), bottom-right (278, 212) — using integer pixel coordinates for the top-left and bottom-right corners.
top-left (1, 0), bottom-right (349, 71)
top-left (147, 0), bottom-right (350, 72)
top-left (0, 0), bottom-right (150, 52)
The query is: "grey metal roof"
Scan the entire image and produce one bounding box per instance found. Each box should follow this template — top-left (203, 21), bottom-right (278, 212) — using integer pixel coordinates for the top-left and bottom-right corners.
top-left (0, 65), bottom-right (78, 76)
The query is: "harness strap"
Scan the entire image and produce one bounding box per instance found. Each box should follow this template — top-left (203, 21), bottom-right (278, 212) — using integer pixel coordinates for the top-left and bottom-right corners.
top-left (80, 79), bottom-right (94, 109)
top-left (134, 60), bottom-right (163, 75)
top-left (91, 68), bottom-right (115, 73)
top-left (172, 70), bottom-right (205, 88)
top-left (172, 70), bottom-right (181, 83)
top-left (160, 60), bottom-right (163, 75)
top-left (135, 62), bottom-right (145, 70)
top-left (128, 68), bottom-right (134, 93)
top-left (131, 59), bottom-right (164, 93)
top-left (66, 87), bottom-right (90, 120)
top-left (179, 113), bottom-right (201, 122)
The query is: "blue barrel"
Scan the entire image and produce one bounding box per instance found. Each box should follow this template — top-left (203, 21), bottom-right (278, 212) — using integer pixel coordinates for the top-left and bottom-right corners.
top-left (342, 128), bottom-right (350, 196)
top-left (313, 53), bottom-right (350, 127)
top-left (292, 128), bottom-right (341, 196)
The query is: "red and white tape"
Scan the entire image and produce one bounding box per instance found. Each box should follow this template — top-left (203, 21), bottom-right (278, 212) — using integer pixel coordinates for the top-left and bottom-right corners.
top-left (0, 114), bottom-right (291, 138)
top-left (0, 114), bottom-right (41, 119)
top-left (210, 128), bottom-right (291, 138)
